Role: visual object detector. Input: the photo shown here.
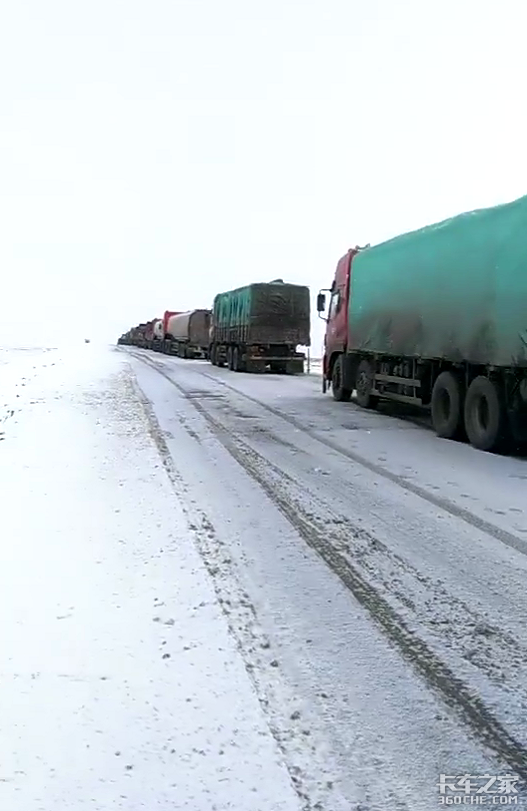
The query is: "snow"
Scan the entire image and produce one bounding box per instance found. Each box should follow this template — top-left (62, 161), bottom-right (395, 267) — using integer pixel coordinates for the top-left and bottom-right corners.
top-left (123, 349), bottom-right (527, 807)
top-left (0, 346), bottom-right (304, 810)
top-left (4, 343), bottom-right (527, 809)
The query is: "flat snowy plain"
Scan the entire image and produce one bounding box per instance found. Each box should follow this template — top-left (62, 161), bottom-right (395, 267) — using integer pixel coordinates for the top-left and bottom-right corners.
top-left (2, 343), bottom-right (527, 809)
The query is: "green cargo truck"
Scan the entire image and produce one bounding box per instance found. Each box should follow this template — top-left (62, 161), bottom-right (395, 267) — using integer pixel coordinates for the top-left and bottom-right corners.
top-left (318, 193), bottom-right (527, 451)
top-left (209, 280), bottom-right (310, 373)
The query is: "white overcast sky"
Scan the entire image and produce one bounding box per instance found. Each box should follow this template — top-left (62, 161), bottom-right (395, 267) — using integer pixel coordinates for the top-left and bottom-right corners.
top-left (1, 0), bottom-right (526, 351)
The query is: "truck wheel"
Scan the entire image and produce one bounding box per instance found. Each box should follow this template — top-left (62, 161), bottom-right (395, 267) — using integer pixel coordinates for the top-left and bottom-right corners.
top-left (355, 359), bottom-right (378, 409)
top-left (227, 346), bottom-right (234, 370)
top-left (464, 376), bottom-right (506, 452)
top-left (210, 345), bottom-right (217, 365)
top-left (332, 356), bottom-right (352, 402)
top-left (232, 346), bottom-right (244, 372)
top-left (431, 371), bottom-right (463, 439)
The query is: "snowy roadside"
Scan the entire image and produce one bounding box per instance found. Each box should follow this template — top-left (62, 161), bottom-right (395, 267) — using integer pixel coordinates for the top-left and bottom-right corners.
top-left (0, 346), bottom-right (305, 811)
top-left (0, 347), bottom-right (59, 440)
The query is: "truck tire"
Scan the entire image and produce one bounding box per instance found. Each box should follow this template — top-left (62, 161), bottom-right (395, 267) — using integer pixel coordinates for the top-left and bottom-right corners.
top-left (210, 345), bottom-right (217, 365)
top-left (227, 346), bottom-right (234, 370)
top-left (331, 356), bottom-right (352, 402)
top-left (232, 346), bottom-right (244, 372)
top-left (464, 376), bottom-right (506, 452)
top-left (431, 371), bottom-right (463, 439)
top-left (355, 359), bottom-right (378, 409)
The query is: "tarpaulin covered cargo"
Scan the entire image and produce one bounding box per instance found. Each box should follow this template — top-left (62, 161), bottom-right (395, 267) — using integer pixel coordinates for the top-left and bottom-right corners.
top-left (166, 309), bottom-right (211, 346)
top-left (144, 320), bottom-right (157, 342)
top-left (347, 193), bottom-right (527, 367)
top-left (212, 282), bottom-right (310, 346)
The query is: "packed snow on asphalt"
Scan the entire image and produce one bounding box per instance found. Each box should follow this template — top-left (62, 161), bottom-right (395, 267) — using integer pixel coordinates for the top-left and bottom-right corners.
top-left (2, 343), bottom-right (527, 810)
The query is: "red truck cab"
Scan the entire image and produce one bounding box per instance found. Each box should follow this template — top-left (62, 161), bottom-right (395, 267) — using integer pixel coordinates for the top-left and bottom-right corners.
top-left (318, 248), bottom-right (360, 393)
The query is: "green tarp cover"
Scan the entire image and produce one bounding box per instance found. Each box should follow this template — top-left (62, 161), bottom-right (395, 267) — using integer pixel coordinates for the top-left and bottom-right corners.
top-left (348, 194), bottom-right (527, 366)
top-left (213, 282), bottom-right (310, 346)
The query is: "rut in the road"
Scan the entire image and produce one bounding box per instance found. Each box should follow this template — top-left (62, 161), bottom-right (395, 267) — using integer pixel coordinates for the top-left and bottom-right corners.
top-left (129, 376), bottom-right (361, 811)
top-left (193, 368), bottom-right (527, 558)
top-left (130, 351), bottom-right (527, 782)
top-left (128, 349), bottom-right (527, 557)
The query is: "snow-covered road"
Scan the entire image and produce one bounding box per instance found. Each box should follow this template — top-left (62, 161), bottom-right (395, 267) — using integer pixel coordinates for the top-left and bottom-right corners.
top-left (0, 347), bottom-right (307, 810)
top-left (2, 344), bottom-right (527, 809)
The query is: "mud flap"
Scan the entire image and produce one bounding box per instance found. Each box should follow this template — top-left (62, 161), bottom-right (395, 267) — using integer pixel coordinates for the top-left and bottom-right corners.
top-left (322, 375), bottom-right (327, 393)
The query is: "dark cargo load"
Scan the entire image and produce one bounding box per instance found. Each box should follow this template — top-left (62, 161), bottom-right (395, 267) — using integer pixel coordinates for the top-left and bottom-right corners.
top-left (212, 282), bottom-right (310, 346)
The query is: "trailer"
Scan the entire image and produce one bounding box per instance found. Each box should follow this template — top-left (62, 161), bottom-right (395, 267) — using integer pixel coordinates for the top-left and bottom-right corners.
top-left (209, 280), bottom-right (310, 373)
top-left (164, 309), bottom-right (211, 358)
top-left (318, 193), bottom-right (527, 452)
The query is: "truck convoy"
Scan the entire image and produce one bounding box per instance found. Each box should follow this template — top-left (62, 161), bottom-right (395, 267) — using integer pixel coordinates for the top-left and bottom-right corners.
top-left (116, 193), bottom-right (527, 454)
top-left (119, 310), bottom-right (209, 357)
top-left (118, 280), bottom-right (310, 374)
top-left (209, 280), bottom-right (310, 373)
top-left (318, 193), bottom-right (527, 452)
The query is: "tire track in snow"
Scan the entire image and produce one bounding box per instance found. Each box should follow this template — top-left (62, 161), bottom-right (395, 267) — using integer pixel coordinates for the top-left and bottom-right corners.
top-left (127, 373), bottom-right (358, 811)
top-left (124, 350), bottom-right (527, 555)
top-left (187, 365), bottom-right (527, 557)
top-left (130, 351), bottom-right (527, 783)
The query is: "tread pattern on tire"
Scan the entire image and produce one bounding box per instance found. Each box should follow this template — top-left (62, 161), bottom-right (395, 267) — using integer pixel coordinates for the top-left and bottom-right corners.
top-left (464, 376), bottom-right (505, 452)
top-left (431, 371), bottom-right (463, 439)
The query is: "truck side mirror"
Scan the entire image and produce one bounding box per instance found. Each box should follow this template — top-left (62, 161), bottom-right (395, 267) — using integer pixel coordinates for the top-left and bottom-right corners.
top-left (317, 293), bottom-right (326, 312)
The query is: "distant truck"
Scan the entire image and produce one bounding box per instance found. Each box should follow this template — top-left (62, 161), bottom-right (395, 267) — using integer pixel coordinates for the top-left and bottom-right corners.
top-left (209, 280), bottom-right (310, 373)
top-left (151, 319), bottom-right (164, 352)
top-left (130, 323), bottom-right (148, 348)
top-left (318, 194), bottom-right (527, 452)
top-left (144, 319), bottom-right (158, 350)
top-left (164, 310), bottom-right (211, 358)
top-left (162, 310), bottom-right (181, 343)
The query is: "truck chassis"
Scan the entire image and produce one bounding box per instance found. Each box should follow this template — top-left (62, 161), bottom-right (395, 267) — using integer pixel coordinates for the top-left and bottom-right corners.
top-left (209, 342), bottom-right (304, 374)
top-left (324, 350), bottom-right (527, 451)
